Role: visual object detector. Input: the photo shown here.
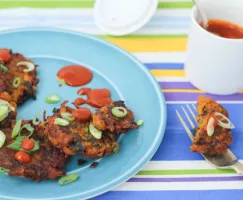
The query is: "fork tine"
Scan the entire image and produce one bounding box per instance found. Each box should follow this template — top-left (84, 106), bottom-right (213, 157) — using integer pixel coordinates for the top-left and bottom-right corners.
top-left (186, 104), bottom-right (198, 125)
top-left (182, 106), bottom-right (196, 129)
top-left (176, 110), bottom-right (193, 141)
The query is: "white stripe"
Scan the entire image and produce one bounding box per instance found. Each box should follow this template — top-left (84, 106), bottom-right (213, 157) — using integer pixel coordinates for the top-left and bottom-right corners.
top-left (141, 160), bottom-right (243, 170)
top-left (132, 52), bottom-right (186, 63)
top-left (113, 181), bottom-right (243, 191)
top-left (136, 174), bottom-right (237, 178)
top-left (160, 0), bottom-right (192, 2)
top-left (156, 77), bottom-right (188, 82)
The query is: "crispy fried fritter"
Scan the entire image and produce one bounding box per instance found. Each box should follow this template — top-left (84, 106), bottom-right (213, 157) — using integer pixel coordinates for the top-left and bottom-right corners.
top-left (190, 96), bottom-right (232, 156)
top-left (92, 101), bottom-right (138, 134)
top-left (0, 121), bottom-right (66, 181)
top-left (39, 102), bottom-right (119, 158)
top-left (0, 49), bottom-right (39, 105)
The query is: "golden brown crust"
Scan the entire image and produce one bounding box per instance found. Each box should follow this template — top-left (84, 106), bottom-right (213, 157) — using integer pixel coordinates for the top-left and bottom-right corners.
top-left (190, 96), bottom-right (232, 156)
top-left (92, 101), bottom-right (139, 134)
top-left (39, 102), bottom-right (120, 158)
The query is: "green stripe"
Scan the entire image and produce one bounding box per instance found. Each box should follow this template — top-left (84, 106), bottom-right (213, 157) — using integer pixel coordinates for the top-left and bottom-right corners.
top-left (137, 169), bottom-right (236, 175)
top-left (0, 1), bottom-right (95, 8)
top-left (100, 34), bottom-right (188, 39)
top-left (0, 1), bottom-right (193, 9)
top-left (158, 2), bottom-right (194, 9)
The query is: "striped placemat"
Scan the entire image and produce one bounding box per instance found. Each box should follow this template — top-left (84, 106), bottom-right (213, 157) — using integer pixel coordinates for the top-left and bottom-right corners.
top-left (1, 1), bottom-right (243, 199)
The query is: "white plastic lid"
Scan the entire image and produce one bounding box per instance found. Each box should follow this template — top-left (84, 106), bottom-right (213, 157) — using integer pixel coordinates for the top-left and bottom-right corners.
top-left (94, 0), bottom-right (159, 36)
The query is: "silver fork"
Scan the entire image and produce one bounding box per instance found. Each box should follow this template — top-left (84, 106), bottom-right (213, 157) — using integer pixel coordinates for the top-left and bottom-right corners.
top-left (176, 104), bottom-right (243, 174)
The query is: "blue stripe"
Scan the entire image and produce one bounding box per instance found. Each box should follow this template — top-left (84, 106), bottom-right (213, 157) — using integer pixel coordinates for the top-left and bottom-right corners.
top-left (151, 104), bottom-right (243, 161)
top-left (92, 190), bottom-right (243, 200)
top-left (0, 22), bottom-right (189, 29)
top-left (0, 15), bottom-right (190, 23)
top-left (145, 63), bottom-right (184, 70)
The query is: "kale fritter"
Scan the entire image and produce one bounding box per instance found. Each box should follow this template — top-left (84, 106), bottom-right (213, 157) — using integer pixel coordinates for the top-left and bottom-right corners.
top-left (92, 101), bottom-right (139, 134)
top-left (0, 121), bottom-right (66, 181)
top-left (39, 102), bottom-right (119, 158)
top-left (0, 49), bottom-right (39, 105)
top-left (191, 96), bottom-right (232, 156)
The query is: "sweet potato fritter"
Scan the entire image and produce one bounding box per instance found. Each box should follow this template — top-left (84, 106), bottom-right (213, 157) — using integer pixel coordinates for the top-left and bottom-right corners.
top-left (0, 49), bottom-right (39, 105)
top-left (39, 102), bottom-right (119, 158)
top-left (190, 96), bottom-right (232, 156)
top-left (0, 121), bottom-right (66, 181)
top-left (92, 101), bottom-right (138, 135)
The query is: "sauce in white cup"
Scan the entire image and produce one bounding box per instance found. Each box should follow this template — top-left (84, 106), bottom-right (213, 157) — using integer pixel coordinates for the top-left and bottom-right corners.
top-left (185, 0), bottom-right (243, 95)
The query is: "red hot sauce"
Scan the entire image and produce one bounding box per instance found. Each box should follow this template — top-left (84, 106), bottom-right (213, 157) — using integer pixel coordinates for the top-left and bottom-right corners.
top-left (73, 88), bottom-right (112, 108)
top-left (57, 65), bottom-right (93, 87)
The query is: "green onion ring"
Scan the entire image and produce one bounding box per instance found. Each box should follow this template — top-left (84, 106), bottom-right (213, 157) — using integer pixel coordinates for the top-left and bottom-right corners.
top-left (21, 124), bottom-right (34, 138)
top-left (89, 123), bottom-right (102, 139)
top-left (12, 77), bottom-right (21, 88)
top-left (0, 64), bottom-right (8, 74)
top-left (0, 130), bottom-right (6, 149)
top-left (45, 94), bottom-right (61, 104)
top-left (214, 112), bottom-right (235, 129)
top-left (54, 118), bottom-right (69, 126)
top-left (11, 119), bottom-right (22, 138)
top-left (61, 112), bottom-right (75, 121)
top-left (137, 120), bottom-right (144, 126)
top-left (0, 105), bottom-right (9, 122)
top-left (17, 61), bottom-right (35, 72)
top-left (58, 174), bottom-right (79, 186)
top-left (111, 107), bottom-right (128, 118)
top-left (0, 99), bottom-right (15, 112)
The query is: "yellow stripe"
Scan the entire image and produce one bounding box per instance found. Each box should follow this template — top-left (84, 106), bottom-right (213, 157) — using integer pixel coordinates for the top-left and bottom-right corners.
top-left (104, 38), bottom-right (187, 52)
top-left (151, 70), bottom-right (185, 77)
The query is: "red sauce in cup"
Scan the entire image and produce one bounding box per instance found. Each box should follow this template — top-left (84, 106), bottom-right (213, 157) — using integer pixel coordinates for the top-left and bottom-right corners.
top-left (202, 20), bottom-right (243, 39)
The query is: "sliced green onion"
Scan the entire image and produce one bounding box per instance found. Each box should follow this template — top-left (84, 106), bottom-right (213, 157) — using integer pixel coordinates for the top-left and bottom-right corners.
top-left (207, 117), bottom-right (215, 137)
top-left (0, 130), bottom-right (6, 149)
top-left (0, 99), bottom-right (15, 112)
top-left (0, 64), bottom-right (8, 74)
top-left (17, 61), bottom-right (35, 72)
top-left (137, 120), bottom-right (144, 126)
top-left (32, 112), bottom-right (40, 125)
top-left (12, 119), bottom-right (22, 138)
top-left (61, 112), bottom-right (75, 121)
top-left (0, 105), bottom-right (9, 122)
top-left (21, 124), bottom-right (34, 138)
top-left (89, 123), bottom-right (102, 139)
top-left (54, 118), bottom-right (69, 126)
top-left (12, 77), bottom-right (21, 88)
top-left (214, 112), bottom-right (235, 129)
top-left (45, 94), bottom-right (61, 104)
top-left (111, 107), bottom-right (128, 118)
top-left (58, 174), bottom-right (79, 186)
top-left (0, 167), bottom-right (8, 175)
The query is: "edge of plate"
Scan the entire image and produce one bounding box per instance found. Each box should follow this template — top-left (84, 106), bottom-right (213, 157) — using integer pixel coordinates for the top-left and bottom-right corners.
top-left (0, 27), bottom-right (167, 200)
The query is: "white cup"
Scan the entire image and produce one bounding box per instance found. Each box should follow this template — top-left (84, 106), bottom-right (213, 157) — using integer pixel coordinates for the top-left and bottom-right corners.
top-left (185, 0), bottom-right (243, 95)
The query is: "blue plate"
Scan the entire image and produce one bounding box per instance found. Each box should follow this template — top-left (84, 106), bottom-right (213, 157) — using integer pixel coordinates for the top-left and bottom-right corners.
top-left (0, 28), bottom-right (166, 200)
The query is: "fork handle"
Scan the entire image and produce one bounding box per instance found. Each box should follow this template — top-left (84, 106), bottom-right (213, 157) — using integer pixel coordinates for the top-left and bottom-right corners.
top-left (231, 162), bottom-right (243, 174)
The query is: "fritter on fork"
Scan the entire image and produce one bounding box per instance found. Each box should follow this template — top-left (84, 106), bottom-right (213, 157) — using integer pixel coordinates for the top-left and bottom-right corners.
top-left (191, 96), bottom-right (233, 156)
